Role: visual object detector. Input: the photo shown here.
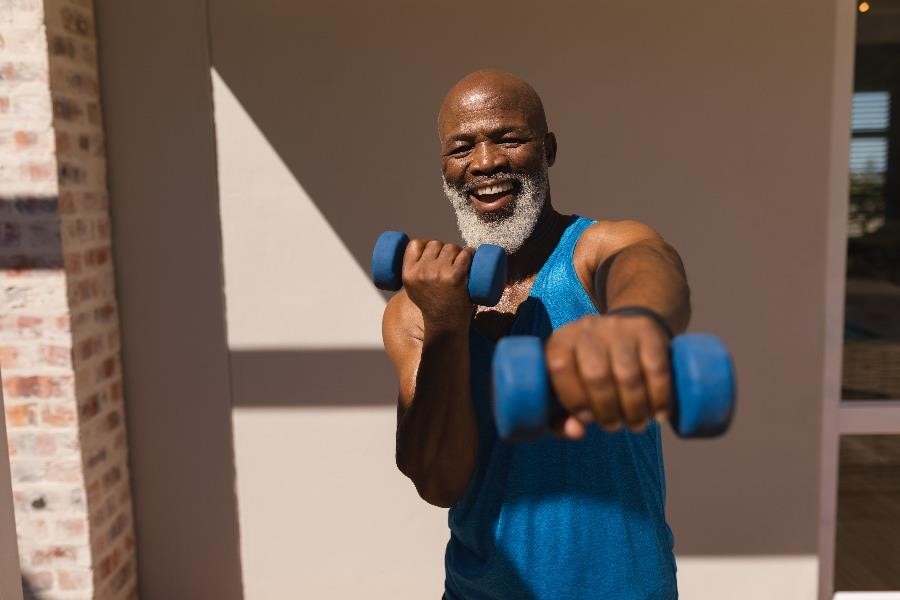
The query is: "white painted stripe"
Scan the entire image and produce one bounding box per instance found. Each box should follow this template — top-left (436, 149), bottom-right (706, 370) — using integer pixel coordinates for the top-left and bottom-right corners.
top-left (677, 555), bottom-right (817, 600)
top-left (839, 401), bottom-right (900, 434)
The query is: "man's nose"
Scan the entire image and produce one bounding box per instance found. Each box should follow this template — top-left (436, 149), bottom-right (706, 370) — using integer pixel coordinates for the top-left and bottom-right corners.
top-left (469, 141), bottom-right (509, 176)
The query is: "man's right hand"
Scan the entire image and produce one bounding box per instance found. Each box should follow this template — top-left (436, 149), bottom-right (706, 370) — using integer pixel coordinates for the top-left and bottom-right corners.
top-left (401, 239), bottom-right (475, 332)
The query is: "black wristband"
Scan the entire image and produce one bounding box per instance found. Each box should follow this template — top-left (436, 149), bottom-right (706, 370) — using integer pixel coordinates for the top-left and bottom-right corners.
top-left (605, 305), bottom-right (674, 339)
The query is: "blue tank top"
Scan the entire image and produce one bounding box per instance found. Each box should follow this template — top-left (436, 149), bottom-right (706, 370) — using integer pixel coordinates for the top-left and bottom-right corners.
top-left (444, 216), bottom-right (677, 600)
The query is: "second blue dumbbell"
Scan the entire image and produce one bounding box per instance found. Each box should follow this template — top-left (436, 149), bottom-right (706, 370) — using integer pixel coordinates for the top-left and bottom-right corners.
top-left (492, 333), bottom-right (736, 441)
top-left (371, 231), bottom-right (508, 307)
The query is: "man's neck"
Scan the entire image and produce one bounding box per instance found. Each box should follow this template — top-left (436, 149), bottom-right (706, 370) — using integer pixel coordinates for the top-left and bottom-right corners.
top-left (506, 198), bottom-right (569, 282)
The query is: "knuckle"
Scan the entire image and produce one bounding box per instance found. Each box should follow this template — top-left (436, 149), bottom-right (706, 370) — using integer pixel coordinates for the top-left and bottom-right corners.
top-left (581, 364), bottom-right (610, 387)
top-left (546, 352), bottom-right (569, 375)
top-left (643, 356), bottom-right (669, 378)
top-left (615, 368), bottom-right (642, 390)
top-left (598, 418), bottom-right (623, 432)
top-left (628, 419), bottom-right (650, 433)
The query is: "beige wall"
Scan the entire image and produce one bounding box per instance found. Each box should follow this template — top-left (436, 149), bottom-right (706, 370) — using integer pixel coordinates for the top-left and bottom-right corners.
top-left (99, 0), bottom-right (853, 598)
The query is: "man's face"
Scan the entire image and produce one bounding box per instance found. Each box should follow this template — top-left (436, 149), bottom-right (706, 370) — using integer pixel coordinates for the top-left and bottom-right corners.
top-left (439, 88), bottom-right (552, 254)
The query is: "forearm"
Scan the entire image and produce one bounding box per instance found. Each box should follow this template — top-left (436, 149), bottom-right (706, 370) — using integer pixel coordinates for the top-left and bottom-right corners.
top-left (395, 324), bottom-right (478, 507)
top-left (599, 239), bottom-right (691, 334)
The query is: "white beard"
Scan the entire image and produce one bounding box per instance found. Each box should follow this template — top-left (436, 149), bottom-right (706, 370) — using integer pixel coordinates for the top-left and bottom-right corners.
top-left (443, 161), bottom-right (549, 255)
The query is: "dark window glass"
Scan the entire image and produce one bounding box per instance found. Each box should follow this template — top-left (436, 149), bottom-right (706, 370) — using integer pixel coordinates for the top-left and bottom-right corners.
top-left (842, 2), bottom-right (900, 401)
top-left (835, 434), bottom-right (900, 591)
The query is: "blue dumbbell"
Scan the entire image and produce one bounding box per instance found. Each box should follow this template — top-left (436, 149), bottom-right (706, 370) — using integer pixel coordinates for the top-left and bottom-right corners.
top-left (371, 231), bottom-right (508, 307)
top-left (492, 333), bottom-right (735, 441)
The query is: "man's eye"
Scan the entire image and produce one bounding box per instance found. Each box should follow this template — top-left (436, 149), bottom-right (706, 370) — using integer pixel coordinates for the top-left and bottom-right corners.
top-left (501, 139), bottom-right (525, 147)
top-left (449, 146), bottom-right (471, 156)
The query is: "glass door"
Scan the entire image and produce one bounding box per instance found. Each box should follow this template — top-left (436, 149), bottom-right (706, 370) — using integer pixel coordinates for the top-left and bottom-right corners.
top-left (833, 1), bottom-right (900, 596)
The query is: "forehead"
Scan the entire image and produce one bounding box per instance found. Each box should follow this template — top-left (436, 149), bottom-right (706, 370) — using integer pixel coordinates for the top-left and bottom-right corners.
top-left (439, 88), bottom-right (534, 138)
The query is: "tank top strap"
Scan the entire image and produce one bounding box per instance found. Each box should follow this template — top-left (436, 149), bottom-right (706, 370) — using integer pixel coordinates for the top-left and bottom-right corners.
top-left (519, 215), bottom-right (598, 334)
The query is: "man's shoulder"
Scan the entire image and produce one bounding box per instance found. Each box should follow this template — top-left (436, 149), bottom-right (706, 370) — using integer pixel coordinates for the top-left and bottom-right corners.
top-left (578, 218), bottom-right (660, 243)
top-left (574, 219), bottom-right (662, 267)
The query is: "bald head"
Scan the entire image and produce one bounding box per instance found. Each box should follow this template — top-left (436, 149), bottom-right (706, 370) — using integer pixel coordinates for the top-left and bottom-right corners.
top-left (438, 69), bottom-right (549, 141)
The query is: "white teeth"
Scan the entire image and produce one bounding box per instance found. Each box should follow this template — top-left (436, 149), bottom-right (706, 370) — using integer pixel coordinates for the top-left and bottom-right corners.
top-left (474, 182), bottom-right (513, 196)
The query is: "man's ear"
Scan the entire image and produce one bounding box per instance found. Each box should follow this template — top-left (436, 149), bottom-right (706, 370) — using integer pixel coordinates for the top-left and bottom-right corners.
top-left (544, 132), bottom-right (558, 166)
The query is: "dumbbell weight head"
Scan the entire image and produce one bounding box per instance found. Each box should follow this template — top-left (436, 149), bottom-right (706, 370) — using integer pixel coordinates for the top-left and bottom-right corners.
top-left (493, 336), bottom-right (555, 442)
top-left (371, 230), bottom-right (409, 292)
top-left (371, 231), bottom-right (507, 307)
top-left (669, 334), bottom-right (735, 438)
top-left (468, 244), bottom-right (507, 307)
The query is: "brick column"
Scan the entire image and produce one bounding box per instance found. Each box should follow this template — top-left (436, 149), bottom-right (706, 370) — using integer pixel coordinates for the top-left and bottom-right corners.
top-left (1, 0), bottom-right (137, 597)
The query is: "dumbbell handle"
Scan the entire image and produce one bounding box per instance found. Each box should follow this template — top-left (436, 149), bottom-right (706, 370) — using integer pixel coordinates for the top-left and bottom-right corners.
top-left (492, 333), bottom-right (736, 441)
top-left (371, 231), bottom-right (508, 307)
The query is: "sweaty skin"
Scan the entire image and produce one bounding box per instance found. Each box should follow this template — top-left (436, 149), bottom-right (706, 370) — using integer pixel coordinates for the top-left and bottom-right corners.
top-left (383, 70), bottom-right (691, 507)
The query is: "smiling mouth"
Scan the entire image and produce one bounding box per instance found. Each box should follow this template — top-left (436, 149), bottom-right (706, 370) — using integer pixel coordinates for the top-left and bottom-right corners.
top-left (468, 180), bottom-right (517, 212)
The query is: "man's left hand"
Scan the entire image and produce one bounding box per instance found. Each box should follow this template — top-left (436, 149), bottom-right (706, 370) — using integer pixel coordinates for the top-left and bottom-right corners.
top-left (544, 313), bottom-right (672, 439)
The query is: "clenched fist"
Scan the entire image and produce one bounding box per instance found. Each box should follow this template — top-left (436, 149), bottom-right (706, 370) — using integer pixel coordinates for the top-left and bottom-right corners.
top-left (402, 239), bottom-right (476, 331)
top-left (545, 313), bottom-right (673, 438)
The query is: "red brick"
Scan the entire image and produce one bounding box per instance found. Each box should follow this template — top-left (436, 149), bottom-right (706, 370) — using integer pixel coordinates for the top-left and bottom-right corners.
top-left (64, 251), bottom-right (82, 274)
top-left (35, 433), bottom-right (58, 456)
top-left (80, 393), bottom-right (98, 419)
top-left (18, 315), bottom-right (44, 337)
top-left (5, 404), bottom-right (37, 427)
top-left (85, 479), bottom-right (100, 506)
top-left (47, 460), bottom-right (81, 482)
top-left (42, 403), bottom-right (78, 427)
top-left (55, 315), bottom-right (71, 331)
top-left (41, 344), bottom-right (72, 367)
top-left (31, 545), bottom-right (76, 566)
top-left (27, 571), bottom-right (53, 591)
top-left (55, 130), bottom-right (71, 153)
top-left (0, 346), bottom-right (21, 369)
top-left (56, 517), bottom-right (87, 541)
top-left (102, 465), bottom-right (120, 489)
top-left (3, 375), bottom-right (73, 398)
top-left (59, 191), bottom-right (76, 214)
top-left (30, 548), bottom-right (53, 566)
top-left (14, 130), bottom-right (37, 148)
top-left (58, 568), bottom-right (90, 591)
top-left (76, 335), bottom-right (101, 360)
top-left (96, 553), bottom-right (113, 579)
top-left (26, 161), bottom-right (55, 182)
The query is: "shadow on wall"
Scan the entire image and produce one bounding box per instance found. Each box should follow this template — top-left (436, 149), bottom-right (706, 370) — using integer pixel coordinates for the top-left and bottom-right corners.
top-left (22, 575), bottom-right (41, 600)
top-left (0, 197), bottom-right (63, 270)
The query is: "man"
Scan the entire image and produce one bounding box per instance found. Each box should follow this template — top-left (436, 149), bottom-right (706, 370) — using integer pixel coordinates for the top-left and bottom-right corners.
top-left (382, 69), bottom-right (689, 599)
